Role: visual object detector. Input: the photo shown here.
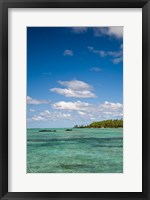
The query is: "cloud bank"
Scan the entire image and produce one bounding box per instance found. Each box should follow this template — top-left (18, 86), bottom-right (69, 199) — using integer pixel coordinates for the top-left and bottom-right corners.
top-left (27, 96), bottom-right (50, 105)
top-left (88, 45), bottom-right (123, 64)
top-left (50, 80), bottom-right (96, 98)
top-left (71, 27), bottom-right (123, 39)
top-left (29, 100), bottom-right (123, 122)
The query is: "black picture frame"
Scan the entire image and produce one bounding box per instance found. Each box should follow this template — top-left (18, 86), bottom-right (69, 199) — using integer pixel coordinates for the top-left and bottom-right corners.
top-left (0, 0), bottom-right (149, 199)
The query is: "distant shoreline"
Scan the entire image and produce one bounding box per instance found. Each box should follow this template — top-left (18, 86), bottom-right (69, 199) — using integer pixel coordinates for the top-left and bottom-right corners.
top-left (27, 127), bottom-right (123, 129)
top-left (74, 127), bottom-right (123, 129)
top-left (74, 119), bottom-right (123, 129)
top-left (27, 119), bottom-right (123, 129)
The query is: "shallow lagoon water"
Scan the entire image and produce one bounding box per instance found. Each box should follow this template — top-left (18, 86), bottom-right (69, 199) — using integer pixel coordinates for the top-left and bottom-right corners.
top-left (27, 128), bottom-right (123, 173)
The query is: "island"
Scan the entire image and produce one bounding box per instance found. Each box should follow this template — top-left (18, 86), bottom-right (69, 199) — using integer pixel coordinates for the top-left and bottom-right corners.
top-left (74, 119), bottom-right (123, 128)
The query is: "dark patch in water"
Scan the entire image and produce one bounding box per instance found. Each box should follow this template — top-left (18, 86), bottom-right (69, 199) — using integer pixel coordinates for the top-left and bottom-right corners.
top-left (94, 145), bottom-right (123, 148)
top-left (58, 163), bottom-right (91, 169)
top-left (27, 137), bottom-right (123, 148)
top-left (27, 142), bottom-right (59, 147)
top-left (28, 137), bottom-right (122, 143)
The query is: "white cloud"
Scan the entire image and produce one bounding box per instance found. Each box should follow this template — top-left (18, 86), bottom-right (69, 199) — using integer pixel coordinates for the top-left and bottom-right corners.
top-left (58, 80), bottom-right (92, 91)
top-left (27, 96), bottom-right (50, 105)
top-left (29, 101), bottom-right (123, 122)
top-left (88, 46), bottom-right (122, 57)
top-left (97, 101), bottom-right (123, 119)
top-left (32, 115), bottom-right (46, 121)
top-left (53, 101), bottom-right (91, 111)
top-left (63, 49), bottom-right (73, 56)
top-left (93, 27), bottom-right (107, 37)
top-left (31, 110), bottom-right (72, 122)
top-left (71, 27), bottom-right (123, 38)
top-left (88, 46), bottom-right (123, 64)
top-left (51, 88), bottom-right (96, 98)
top-left (101, 101), bottom-right (123, 110)
top-left (93, 27), bottom-right (123, 38)
top-left (50, 80), bottom-right (96, 98)
top-left (112, 57), bottom-right (123, 64)
top-left (103, 111), bottom-right (113, 115)
top-left (71, 27), bottom-right (88, 33)
top-left (29, 109), bottom-right (35, 112)
top-left (40, 110), bottom-right (51, 116)
top-left (90, 67), bottom-right (102, 72)
top-left (77, 111), bottom-right (86, 116)
top-left (108, 27), bottom-right (123, 38)
top-left (52, 100), bottom-right (123, 120)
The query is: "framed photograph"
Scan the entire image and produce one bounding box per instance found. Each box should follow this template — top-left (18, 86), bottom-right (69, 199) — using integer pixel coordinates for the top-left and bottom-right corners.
top-left (0, 0), bottom-right (149, 199)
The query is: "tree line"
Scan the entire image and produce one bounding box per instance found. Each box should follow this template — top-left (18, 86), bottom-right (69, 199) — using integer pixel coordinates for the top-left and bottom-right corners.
top-left (74, 119), bottom-right (123, 128)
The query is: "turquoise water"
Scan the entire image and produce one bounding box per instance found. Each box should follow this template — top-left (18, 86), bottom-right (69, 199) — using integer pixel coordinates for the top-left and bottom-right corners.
top-left (27, 128), bottom-right (123, 173)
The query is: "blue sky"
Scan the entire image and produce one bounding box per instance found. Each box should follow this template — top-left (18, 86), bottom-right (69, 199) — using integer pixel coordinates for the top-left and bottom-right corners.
top-left (27, 27), bottom-right (123, 128)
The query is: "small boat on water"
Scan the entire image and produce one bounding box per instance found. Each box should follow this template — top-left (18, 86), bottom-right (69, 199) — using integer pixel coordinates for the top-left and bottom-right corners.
top-left (65, 129), bottom-right (72, 131)
top-left (39, 130), bottom-right (56, 132)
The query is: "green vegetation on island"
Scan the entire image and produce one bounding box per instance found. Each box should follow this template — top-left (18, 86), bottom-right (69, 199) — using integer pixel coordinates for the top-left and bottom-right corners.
top-left (74, 119), bottom-right (123, 128)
